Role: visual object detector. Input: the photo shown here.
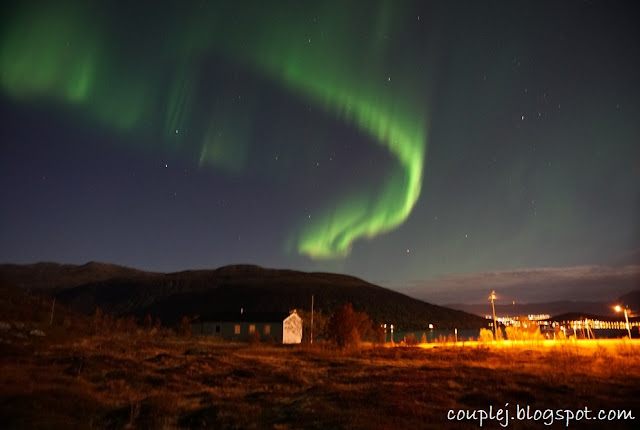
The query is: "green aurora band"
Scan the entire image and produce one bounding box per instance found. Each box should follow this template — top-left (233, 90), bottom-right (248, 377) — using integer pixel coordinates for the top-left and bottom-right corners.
top-left (0, 1), bottom-right (429, 259)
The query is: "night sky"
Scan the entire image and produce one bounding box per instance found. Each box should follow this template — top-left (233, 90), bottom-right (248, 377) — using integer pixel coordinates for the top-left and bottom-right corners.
top-left (1, 1), bottom-right (638, 303)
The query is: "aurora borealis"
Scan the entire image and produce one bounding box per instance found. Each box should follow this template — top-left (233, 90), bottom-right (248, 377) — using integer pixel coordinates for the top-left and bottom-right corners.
top-left (1, 1), bottom-right (638, 302)
top-left (1, 0), bottom-right (429, 259)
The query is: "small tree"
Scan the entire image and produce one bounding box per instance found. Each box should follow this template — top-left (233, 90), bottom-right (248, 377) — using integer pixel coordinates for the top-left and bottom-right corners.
top-left (505, 325), bottom-right (518, 341)
top-left (505, 317), bottom-right (543, 341)
top-left (297, 309), bottom-right (328, 343)
top-left (404, 333), bottom-right (419, 347)
top-left (326, 303), bottom-right (373, 349)
top-left (478, 328), bottom-right (494, 344)
top-left (372, 324), bottom-right (386, 345)
top-left (179, 316), bottom-right (191, 338)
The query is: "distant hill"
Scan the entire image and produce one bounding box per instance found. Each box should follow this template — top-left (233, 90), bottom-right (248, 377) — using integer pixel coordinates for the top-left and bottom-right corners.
top-left (0, 263), bottom-right (486, 330)
top-left (548, 312), bottom-right (639, 323)
top-left (447, 301), bottom-right (617, 318)
top-left (448, 290), bottom-right (640, 319)
top-left (0, 261), bottom-right (155, 291)
top-left (619, 290), bottom-right (640, 312)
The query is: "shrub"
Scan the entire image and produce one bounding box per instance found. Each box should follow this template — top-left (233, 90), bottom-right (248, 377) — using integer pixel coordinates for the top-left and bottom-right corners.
top-left (297, 309), bottom-right (328, 343)
top-left (326, 303), bottom-right (373, 349)
top-left (478, 328), bottom-right (495, 344)
top-left (178, 316), bottom-right (191, 338)
top-left (404, 333), bottom-right (419, 347)
top-left (505, 318), bottom-right (544, 342)
top-left (373, 325), bottom-right (386, 345)
top-left (505, 326), bottom-right (518, 341)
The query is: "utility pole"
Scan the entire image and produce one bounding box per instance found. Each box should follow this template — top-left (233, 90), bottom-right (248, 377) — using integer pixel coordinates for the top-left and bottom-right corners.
top-left (489, 290), bottom-right (497, 339)
top-left (616, 305), bottom-right (632, 339)
top-left (49, 297), bottom-right (56, 326)
top-left (310, 294), bottom-right (314, 344)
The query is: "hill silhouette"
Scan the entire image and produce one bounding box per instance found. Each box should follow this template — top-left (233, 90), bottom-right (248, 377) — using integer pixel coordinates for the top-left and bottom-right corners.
top-left (1, 262), bottom-right (487, 330)
top-left (0, 261), bottom-right (155, 291)
top-left (619, 290), bottom-right (640, 312)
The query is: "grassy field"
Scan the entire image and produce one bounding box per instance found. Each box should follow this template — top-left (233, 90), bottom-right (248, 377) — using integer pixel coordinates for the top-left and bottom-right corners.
top-left (1, 325), bottom-right (640, 429)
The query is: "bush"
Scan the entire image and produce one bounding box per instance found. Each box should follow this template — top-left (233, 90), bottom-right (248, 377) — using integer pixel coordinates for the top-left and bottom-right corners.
top-left (478, 328), bottom-right (494, 344)
top-left (297, 309), bottom-right (328, 343)
top-left (403, 333), bottom-right (419, 347)
top-left (373, 325), bottom-right (386, 345)
top-left (326, 303), bottom-right (373, 349)
top-left (505, 318), bottom-right (544, 341)
top-left (178, 316), bottom-right (191, 338)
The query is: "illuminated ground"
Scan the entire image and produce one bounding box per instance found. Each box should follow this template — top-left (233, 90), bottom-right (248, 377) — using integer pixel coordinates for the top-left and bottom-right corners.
top-left (2, 332), bottom-right (639, 429)
top-left (415, 338), bottom-right (640, 350)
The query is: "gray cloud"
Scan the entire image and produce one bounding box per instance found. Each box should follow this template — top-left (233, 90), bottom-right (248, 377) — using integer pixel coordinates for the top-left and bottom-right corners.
top-left (398, 265), bottom-right (640, 305)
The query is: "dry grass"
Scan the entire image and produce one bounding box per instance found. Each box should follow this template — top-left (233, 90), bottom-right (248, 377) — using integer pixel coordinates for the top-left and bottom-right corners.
top-left (1, 331), bottom-right (639, 429)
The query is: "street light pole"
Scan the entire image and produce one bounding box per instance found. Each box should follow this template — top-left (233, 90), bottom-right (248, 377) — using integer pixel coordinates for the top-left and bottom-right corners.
top-left (489, 290), bottom-right (497, 339)
top-left (624, 308), bottom-right (632, 339)
top-left (615, 305), bottom-right (632, 339)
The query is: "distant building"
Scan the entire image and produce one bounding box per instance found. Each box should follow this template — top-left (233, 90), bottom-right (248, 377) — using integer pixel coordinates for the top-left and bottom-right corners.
top-left (195, 310), bottom-right (302, 344)
top-left (485, 314), bottom-right (551, 327)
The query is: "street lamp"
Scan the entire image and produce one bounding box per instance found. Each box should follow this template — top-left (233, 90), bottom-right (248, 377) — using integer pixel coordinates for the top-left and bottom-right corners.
top-left (390, 324), bottom-right (394, 344)
top-left (382, 324), bottom-right (387, 343)
top-left (615, 305), bottom-right (632, 339)
top-left (489, 290), bottom-right (497, 339)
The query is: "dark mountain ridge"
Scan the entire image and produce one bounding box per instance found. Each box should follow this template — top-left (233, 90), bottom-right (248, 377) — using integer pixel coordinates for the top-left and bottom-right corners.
top-left (0, 261), bottom-right (155, 291)
top-left (1, 262), bottom-right (487, 330)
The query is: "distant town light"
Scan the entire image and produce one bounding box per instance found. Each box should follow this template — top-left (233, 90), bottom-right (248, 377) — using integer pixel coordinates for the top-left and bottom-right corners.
top-left (615, 304), bottom-right (632, 339)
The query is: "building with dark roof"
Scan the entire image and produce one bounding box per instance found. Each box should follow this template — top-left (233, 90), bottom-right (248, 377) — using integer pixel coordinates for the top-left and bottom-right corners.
top-left (195, 309), bottom-right (302, 344)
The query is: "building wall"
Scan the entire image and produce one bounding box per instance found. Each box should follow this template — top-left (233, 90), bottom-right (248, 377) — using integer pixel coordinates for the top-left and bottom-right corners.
top-left (282, 313), bottom-right (303, 344)
top-left (197, 321), bottom-right (284, 342)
